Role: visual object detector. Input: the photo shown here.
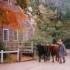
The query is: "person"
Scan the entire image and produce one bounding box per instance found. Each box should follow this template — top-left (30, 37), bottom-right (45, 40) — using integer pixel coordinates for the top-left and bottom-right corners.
top-left (57, 39), bottom-right (67, 64)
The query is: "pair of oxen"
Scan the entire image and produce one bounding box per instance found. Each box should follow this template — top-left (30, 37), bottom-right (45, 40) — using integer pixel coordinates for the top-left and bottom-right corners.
top-left (36, 44), bottom-right (59, 62)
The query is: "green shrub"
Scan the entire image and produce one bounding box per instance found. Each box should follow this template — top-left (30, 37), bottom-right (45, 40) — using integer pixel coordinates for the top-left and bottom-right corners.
top-left (0, 42), bottom-right (8, 59)
top-left (27, 36), bottom-right (52, 46)
top-left (64, 39), bottom-right (70, 49)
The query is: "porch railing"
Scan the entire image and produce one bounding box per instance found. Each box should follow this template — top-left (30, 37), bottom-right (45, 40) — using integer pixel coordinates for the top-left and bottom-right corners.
top-left (0, 49), bottom-right (20, 63)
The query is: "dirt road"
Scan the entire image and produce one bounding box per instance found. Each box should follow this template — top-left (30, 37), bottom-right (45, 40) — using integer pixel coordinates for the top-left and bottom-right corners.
top-left (0, 50), bottom-right (70, 70)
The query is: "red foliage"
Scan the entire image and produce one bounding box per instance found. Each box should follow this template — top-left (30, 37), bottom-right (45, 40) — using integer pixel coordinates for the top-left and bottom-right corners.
top-left (7, 10), bottom-right (18, 24)
top-left (18, 10), bottom-right (27, 21)
top-left (0, 3), bottom-right (28, 30)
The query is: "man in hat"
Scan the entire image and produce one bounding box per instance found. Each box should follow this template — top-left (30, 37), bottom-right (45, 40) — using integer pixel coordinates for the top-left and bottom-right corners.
top-left (57, 39), bottom-right (67, 63)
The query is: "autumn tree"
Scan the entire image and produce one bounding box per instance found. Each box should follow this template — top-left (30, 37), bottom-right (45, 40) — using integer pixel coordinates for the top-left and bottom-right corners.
top-left (0, 7), bottom-right (9, 28)
top-left (0, 4), bottom-right (24, 29)
top-left (32, 4), bottom-right (68, 44)
top-left (29, 0), bottom-right (70, 47)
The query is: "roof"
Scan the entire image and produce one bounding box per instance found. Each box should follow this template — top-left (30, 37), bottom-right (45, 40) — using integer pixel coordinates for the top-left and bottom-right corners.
top-left (0, 2), bottom-right (33, 30)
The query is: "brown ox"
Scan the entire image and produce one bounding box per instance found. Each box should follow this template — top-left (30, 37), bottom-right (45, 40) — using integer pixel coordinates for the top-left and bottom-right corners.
top-left (36, 44), bottom-right (59, 62)
top-left (43, 44), bottom-right (59, 62)
top-left (50, 44), bottom-right (59, 62)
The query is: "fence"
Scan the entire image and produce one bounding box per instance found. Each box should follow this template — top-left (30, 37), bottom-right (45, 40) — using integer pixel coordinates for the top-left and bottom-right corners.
top-left (0, 42), bottom-right (34, 63)
top-left (20, 42), bottom-right (34, 53)
top-left (0, 49), bottom-right (20, 63)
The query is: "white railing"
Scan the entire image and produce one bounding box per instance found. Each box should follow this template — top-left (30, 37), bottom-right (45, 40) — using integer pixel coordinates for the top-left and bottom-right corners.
top-left (0, 49), bottom-right (20, 63)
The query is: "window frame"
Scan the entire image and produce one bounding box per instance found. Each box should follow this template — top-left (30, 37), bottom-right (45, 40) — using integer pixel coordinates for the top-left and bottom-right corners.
top-left (13, 29), bottom-right (18, 41)
top-left (3, 29), bottom-right (9, 41)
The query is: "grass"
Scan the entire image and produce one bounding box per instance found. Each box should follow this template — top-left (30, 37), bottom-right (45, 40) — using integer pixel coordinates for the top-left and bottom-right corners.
top-left (4, 54), bottom-right (17, 63)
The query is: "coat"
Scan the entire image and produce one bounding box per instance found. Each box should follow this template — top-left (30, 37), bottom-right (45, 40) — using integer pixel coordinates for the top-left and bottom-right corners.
top-left (59, 43), bottom-right (67, 57)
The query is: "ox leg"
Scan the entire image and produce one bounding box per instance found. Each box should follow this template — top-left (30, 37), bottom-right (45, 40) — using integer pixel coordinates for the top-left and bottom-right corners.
top-left (39, 55), bottom-right (41, 62)
top-left (56, 55), bottom-right (57, 61)
top-left (48, 53), bottom-right (50, 61)
top-left (56, 54), bottom-right (59, 62)
top-left (55, 55), bottom-right (59, 62)
top-left (44, 54), bottom-right (46, 62)
top-left (52, 56), bottom-right (54, 62)
top-left (58, 56), bottom-right (59, 62)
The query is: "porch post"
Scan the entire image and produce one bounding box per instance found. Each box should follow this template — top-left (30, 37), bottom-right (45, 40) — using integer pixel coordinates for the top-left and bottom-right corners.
top-left (1, 50), bottom-right (3, 63)
top-left (17, 49), bottom-right (20, 62)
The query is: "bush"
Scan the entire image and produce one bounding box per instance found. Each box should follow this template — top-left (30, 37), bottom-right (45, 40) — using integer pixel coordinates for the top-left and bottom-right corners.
top-left (0, 42), bottom-right (8, 59)
top-left (33, 36), bottom-right (53, 45)
top-left (26, 36), bottom-right (53, 46)
top-left (64, 39), bottom-right (70, 49)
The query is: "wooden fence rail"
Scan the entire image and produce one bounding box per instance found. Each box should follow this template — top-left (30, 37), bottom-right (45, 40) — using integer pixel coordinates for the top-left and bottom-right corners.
top-left (0, 42), bottom-right (34, 63)
top-left (0, 49), bottom-right (20, 63)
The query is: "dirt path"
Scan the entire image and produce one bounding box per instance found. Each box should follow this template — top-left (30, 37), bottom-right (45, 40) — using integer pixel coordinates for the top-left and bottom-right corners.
top-left (0, 50), bottom-right (70, 70)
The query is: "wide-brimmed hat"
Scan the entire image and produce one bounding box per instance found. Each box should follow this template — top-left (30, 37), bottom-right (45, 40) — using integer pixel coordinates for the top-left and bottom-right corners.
top-left (57, 39), bottom-right (62, 44)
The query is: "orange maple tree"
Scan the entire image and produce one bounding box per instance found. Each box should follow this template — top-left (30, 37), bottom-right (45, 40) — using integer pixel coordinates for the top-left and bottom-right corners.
top-left (0, 7), bottom-right (8, 27)
top-left (18, 10), bottom-right (27, 21)
top-left (0, 4), bottom-right (27, 30)
top-left (0, 0), bottom-right (30, 29)
top-left (6, 10), bottom-right (21, 29)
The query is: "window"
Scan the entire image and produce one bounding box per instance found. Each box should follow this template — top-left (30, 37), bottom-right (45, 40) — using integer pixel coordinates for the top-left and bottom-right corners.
top-left (23, 31), bottom-right (28, 41)
top-left (3, 29), bottom-right (9, 41)
top-left (3, 0), bottom-right (11, 3)
top-left (8, 0), bottom-right (12, 4)
top-left (3, 0), bottom-right (12, 4)
top-left (13, 30), bottom-right (18, 41)
top-left (8, 0), bottom-right (12, 3)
